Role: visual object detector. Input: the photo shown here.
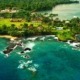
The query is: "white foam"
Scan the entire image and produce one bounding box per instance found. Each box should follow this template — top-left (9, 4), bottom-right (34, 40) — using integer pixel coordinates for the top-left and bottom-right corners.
top-left (66, 40), bottom-right (80, 47)
top-left (18, 60), bottom-right (39, 72)
top-left (40, 37), bottom-right (45, 41)
top-left (24, 42), bottom-right (35, 49)
top-left (27, 63), bottom-right (39, 72)
top-left (28, 66), bottom-right (37, 72)
top-left (19, 60), bottom-right (33, 65)
top-left (0, 51), bottom-right (3, 54)
top-left (26, 35), bottom-right (57, 41)
top-left (18, 64), bottom-right (24, 69)
top-left (5, 54), bottom-right (9, 57)
top-left (18, 60), bottom-right (33, 69)
top-left (27, 37), bottom-right (37, 41)
top-left (66, 40), bottom-right (71, 44)
top-left (70, 42), bottom-right (80, 47)
top-left (23, 60), bottom-right (33, 67)
top-left (17, 52), bottom-right (21, 55)
top-left (54, 36), bottom-right (58, 40)
top-left (24, 50), bottom-right (30, 53)
top-left (21, 55), bottom-right (25, 58)
top-left (26, 60), bottom-right (33, 64)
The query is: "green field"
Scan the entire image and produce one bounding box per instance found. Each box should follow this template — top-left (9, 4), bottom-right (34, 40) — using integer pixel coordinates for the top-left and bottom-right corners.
top-left (0, 18), bottom-right (42, 28)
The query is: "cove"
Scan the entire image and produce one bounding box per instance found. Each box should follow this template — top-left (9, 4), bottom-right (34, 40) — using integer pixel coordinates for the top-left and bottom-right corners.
top-left (0, 37), bottom-right (80, 80)
top-left (40, 0), bottom-right (80, 20)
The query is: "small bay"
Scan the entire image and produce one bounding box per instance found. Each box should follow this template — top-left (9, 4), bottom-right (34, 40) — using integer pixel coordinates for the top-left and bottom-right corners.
top-left (0, 37), bottom-right (80, 80)
top-left (41, 0), bottom-right (80, 20)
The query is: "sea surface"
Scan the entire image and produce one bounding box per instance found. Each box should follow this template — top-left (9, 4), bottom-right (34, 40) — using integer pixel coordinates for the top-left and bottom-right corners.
top-left (0, 36), bottom-right (80, 80)
top-left (40, 0), bottom-right (80, 20)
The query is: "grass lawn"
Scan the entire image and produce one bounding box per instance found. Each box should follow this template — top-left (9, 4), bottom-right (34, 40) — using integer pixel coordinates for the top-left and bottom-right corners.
top-left (0, 18), bottom-right (25, 27)
top-left (0, 18), bottom-right (41, 28)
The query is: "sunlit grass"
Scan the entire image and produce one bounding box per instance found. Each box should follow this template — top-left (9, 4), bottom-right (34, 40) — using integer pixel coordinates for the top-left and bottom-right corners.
top-left (0, 18), bottom-right (42, 27)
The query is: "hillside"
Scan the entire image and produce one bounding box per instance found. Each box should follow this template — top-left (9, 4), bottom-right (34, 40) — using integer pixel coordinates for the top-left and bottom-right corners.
top-left (0, 0), bottom-right (78, 11)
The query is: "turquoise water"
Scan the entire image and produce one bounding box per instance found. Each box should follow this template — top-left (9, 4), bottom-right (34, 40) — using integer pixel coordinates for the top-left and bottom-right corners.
top-left (0, 37), bottom-right (80, 80)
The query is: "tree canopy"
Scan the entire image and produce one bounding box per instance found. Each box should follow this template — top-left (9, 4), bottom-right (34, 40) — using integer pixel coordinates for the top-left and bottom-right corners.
top-left (0, 0), bottom-right (78, 11)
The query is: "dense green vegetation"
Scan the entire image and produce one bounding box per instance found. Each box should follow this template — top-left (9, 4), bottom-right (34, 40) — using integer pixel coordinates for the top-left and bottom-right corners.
top-left (0, 0), bottom-right (79, 20)
top-left (0, 0), bottom-right (79, 11)
top-left (0, 0), bottom-right (79, 19)
top-left (0, 13), bottom-right (80, 41)
top-left (0, 0), bottom-right (79, 41)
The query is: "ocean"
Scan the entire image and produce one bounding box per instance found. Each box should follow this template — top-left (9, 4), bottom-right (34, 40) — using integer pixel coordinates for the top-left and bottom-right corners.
top-left (0, 36), bottom-right (80, 80)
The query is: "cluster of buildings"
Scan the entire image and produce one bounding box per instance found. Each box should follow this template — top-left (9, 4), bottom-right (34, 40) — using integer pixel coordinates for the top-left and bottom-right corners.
top-left (0, 9), bottom-right (19, 13)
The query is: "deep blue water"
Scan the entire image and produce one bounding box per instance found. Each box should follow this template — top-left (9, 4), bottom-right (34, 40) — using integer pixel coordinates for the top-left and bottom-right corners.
top-left (0, 37), bottom-right (80, 80)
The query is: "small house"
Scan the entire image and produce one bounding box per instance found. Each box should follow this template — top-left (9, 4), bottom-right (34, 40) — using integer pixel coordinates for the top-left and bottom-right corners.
top-left (56, 27), bottom-right (63, 30)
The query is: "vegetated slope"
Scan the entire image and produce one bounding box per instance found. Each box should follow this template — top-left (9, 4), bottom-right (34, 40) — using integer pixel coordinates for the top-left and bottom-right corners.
top-left (0, 0), bottom-right (75, 11)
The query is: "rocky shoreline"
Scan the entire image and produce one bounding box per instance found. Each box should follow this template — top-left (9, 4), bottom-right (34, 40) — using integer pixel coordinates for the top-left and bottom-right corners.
top-left (0, 35), bottom-right (80, 55)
